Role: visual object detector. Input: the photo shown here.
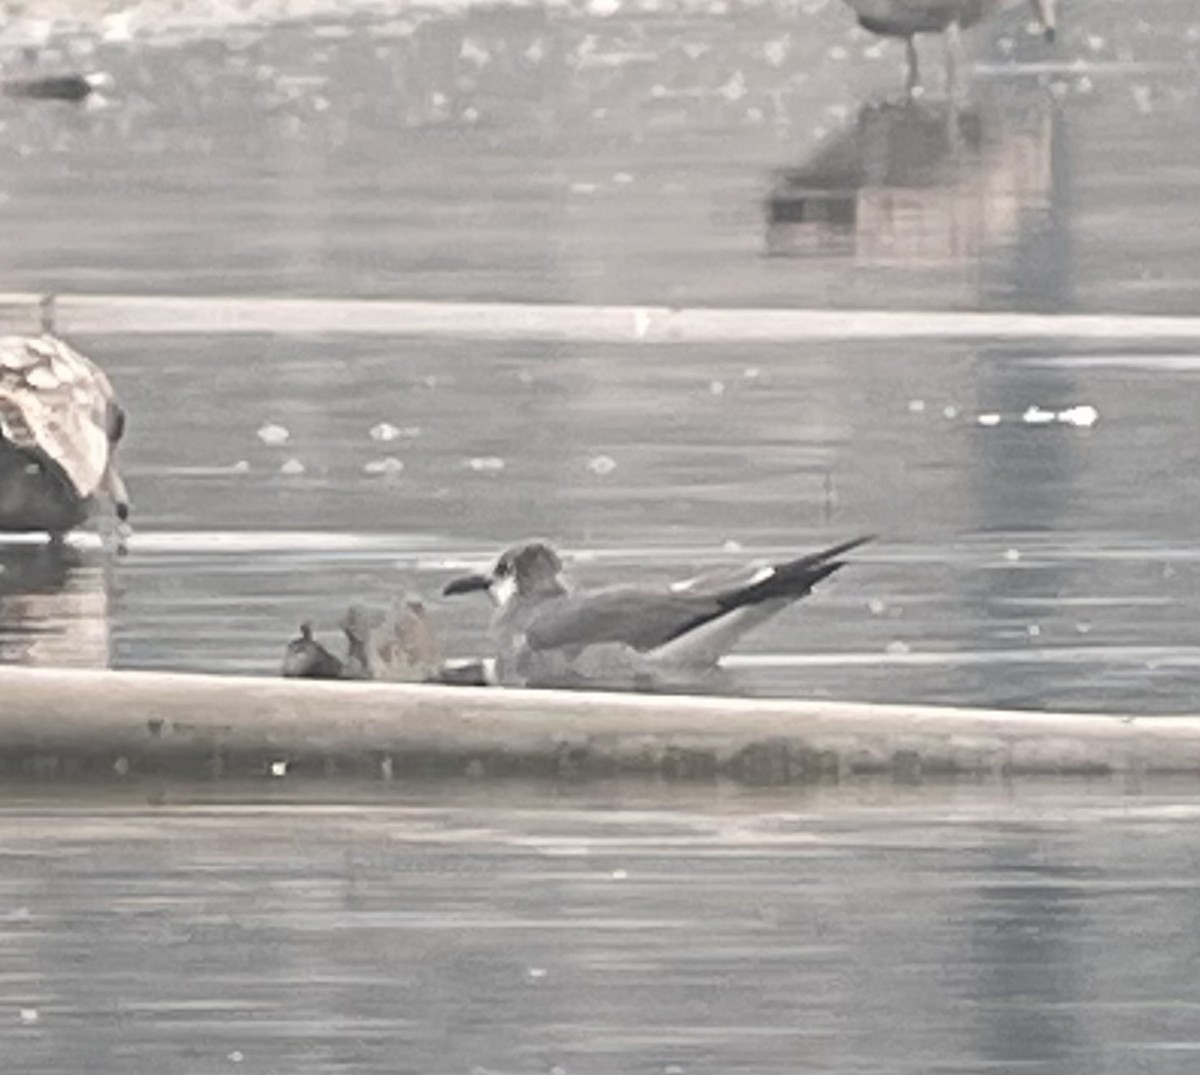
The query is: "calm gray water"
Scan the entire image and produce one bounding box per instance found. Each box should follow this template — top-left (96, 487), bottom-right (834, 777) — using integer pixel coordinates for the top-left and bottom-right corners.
top-left (4, 780), bottom-right (1200, 1074)
top-left (1, 0), bottom-right (1199, 711)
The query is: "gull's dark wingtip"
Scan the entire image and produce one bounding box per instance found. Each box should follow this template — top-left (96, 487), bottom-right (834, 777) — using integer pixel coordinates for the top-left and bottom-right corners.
top-left (811, 534), bottom-right (877, 563)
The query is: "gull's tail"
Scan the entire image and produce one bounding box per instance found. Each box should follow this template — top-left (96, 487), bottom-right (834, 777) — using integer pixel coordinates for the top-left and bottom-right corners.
top-left (648, 535), bottom-right (875, 665)
top-left (721, 535), bottom-right (875, 611)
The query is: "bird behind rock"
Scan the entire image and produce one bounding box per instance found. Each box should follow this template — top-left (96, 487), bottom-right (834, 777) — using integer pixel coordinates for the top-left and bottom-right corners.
top-left (841, 0), bottom-right (1056, 92)
top-left (341, 593), bottom-right (444, 682)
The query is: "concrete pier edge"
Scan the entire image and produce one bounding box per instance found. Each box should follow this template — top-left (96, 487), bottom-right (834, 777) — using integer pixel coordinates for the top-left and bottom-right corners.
top-left (2, 666), bottom-right (1199, 784)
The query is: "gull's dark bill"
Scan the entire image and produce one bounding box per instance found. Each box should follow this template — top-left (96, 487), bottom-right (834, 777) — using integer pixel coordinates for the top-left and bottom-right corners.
top-left (443, 573), bottom-right (492, 597)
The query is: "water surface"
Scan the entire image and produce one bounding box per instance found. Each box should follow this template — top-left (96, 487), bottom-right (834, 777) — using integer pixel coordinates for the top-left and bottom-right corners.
top-left (4, 780), bottom-right (1200, 1074)
top-left (0, 0), bottom-right (1199, 711)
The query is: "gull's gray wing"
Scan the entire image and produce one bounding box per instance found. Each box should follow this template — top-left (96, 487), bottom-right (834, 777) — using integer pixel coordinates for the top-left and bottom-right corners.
top-left (522, 537), bottom-right (871, 655)
top-left (523, 588), bottom-right (721, 654)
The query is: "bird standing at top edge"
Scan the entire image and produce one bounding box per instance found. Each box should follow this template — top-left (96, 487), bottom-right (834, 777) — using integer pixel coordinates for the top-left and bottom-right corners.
top-left (841, 0), bottom-right (1057, 93)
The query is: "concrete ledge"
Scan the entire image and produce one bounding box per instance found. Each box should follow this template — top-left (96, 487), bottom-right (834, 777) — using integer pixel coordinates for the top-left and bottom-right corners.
top-left (11, 291), bottom-right (1200, 343)
top-left (2, 666), bottom-right (1200, 784)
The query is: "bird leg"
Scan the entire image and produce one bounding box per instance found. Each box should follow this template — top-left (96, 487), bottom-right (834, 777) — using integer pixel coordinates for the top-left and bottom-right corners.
top-left (944, 18), bottom-right (966, 105)
top-left (1030, 0), bottom-right (1056, 41)
top-left (905, 36), bottom-right (920, 95)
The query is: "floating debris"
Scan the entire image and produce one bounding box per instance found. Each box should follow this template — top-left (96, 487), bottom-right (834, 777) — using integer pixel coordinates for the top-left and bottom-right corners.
top-left (942, 405), bottom-right (959, 420)
top-left (1004, 548), bottom-right (1021, 562)
top-left (763, 40), bottom-right (788, 66)
top-left (18, 1008), bottom-right (38, 1026)
top-left (364, 457), bottom-right (404, 476)
top-left (718, 72), bottom-right (747, 101)
top-left (1057, 404), bottom-right (1099, 428)
top-left (256, 422), bottom-right (289, 445)
top-left (907, 399), bottom-right (926, 414)
top-left (279, 458), bottom-right (305, 476)
top-left (867, 598), bottom-right (887, 616)
top-left (611, 868), bottom-right (628, 880)
top-left (465, 456), bottom-right (505, 473)
top-left (885, 640), bottom-right (910, 656)
top-left (1022, 406), bottom-right (1056, 425)
top-left (587, 454), bottom-right (617, 476)
top-left (709, 380), bottom-right (725, 396)
top-left (231, 460), bottom-right (251, 473)
top-left (976, 413), bottom-right (1002, 427)
top-left (269, 760), bottom-right (288, 777)
top-left (369, 422), bottom-right (401, 442)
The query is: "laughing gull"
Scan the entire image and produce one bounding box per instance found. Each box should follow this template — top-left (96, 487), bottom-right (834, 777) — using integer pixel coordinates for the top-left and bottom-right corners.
top-left (842, 0), bottom-right (1057, 92)
top-left (443, 536), bottom-right (873, 690)
top-left (0, 334), bottom-right (130, 540)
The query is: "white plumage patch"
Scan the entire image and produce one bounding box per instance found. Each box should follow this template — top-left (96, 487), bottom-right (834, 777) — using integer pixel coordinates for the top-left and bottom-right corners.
top-left (490, 573), bottom-right (518, 609)
top-left (669, 562), bottom-right (775, 594)
top-left (647, 598), bottom-right (788, 667)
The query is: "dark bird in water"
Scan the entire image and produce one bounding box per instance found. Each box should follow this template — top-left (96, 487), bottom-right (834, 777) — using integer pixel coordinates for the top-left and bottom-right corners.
top-left (0, 335), bottom-right (130, 541)
top-left (281, 622), bottom-right (345, 680)
top-left (841, 0), bottom-right (1057, 92)
top-left (2, 73), bottom-right (96, 102)
top-left (444, 535), bottom-right (873, 690)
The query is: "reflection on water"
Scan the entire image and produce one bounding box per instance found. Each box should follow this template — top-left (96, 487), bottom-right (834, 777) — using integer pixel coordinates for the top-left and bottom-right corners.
top-left (4, 782), bottom-right (1200, 1073)
top-left (0, 545), bottom-right (112, 668)
top-left (766, 94), bottom-right (1059, 308)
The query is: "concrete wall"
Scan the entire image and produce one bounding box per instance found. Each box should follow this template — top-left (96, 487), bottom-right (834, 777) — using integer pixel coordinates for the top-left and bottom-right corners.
top-left (3, 666), bottom-right (1199, 784)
